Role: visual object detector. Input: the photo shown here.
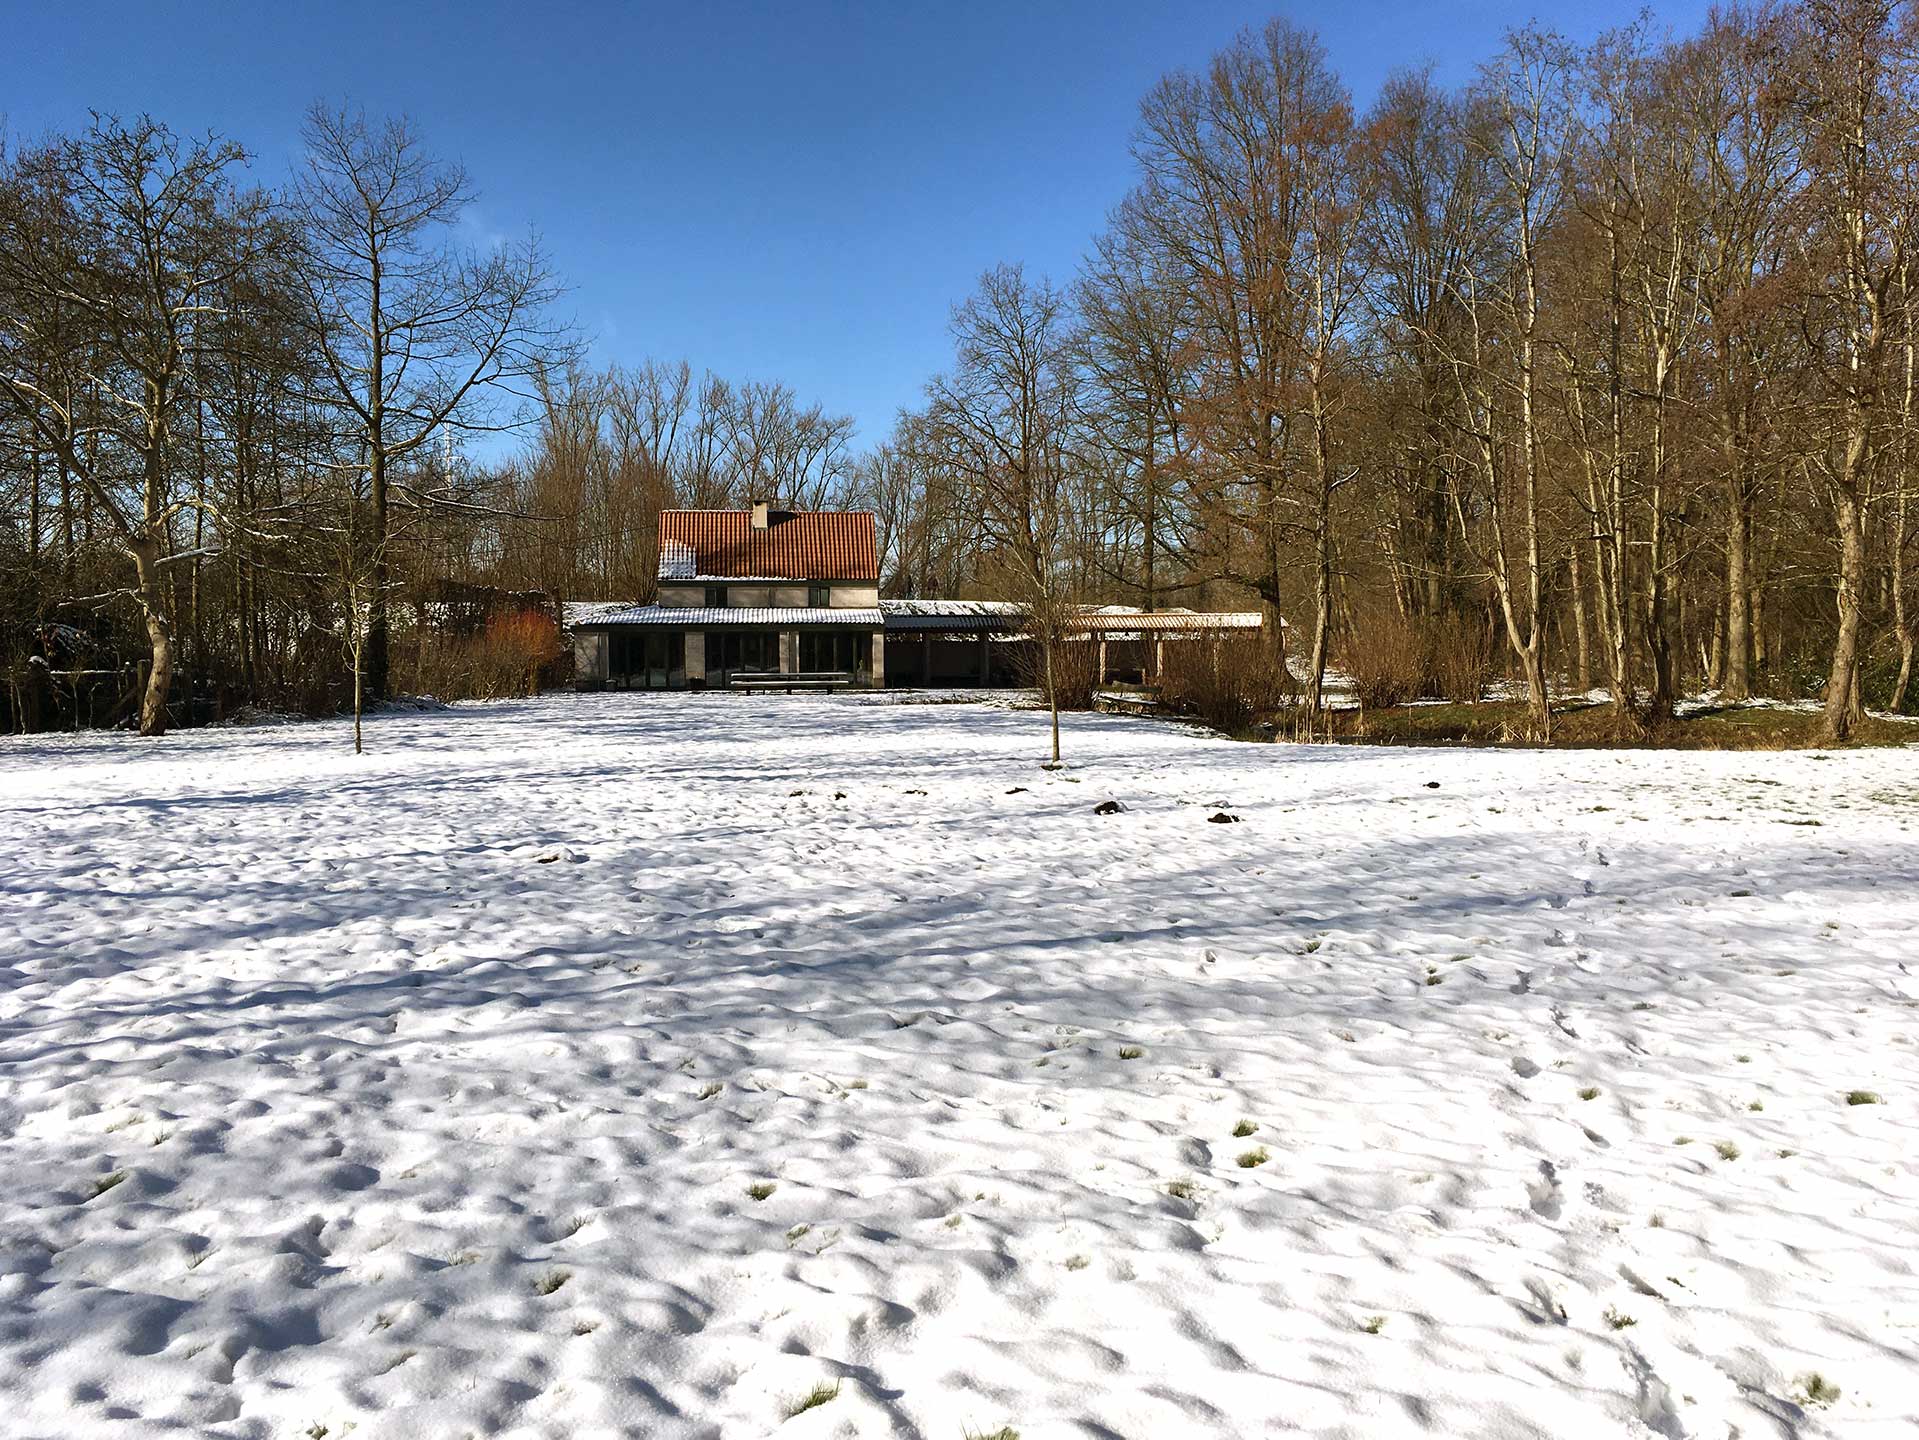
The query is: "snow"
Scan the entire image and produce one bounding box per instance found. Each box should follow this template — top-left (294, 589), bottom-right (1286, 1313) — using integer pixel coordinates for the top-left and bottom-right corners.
top-left (2, 694), bottom-right (1916, 1440)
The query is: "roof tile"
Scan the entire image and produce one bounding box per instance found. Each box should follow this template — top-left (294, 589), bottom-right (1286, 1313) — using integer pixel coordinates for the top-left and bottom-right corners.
top-left (658, 510), bottom-right (878, 581)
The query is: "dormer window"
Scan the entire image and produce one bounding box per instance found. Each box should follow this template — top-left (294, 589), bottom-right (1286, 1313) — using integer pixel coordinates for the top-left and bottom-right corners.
top-left (808, 583), bottom-right (831, 608)
top-left (704, 585), bottom-right (727, 608)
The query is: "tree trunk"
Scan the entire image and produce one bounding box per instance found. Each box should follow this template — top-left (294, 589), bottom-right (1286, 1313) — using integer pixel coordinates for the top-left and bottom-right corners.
top-left (1893, 267), bottom-right (1916, 711)
top-left (1722, 452), bottom-right (1754, 701)
top-left (1044, 637), bottom-right (1060, 765)
top-left (1822, 484), bottom-right (1867, 743)
top-left (1570, 547), bottom-right (1592, 693)
top-left (128, 534), bottom-right (174, 737)
top-left (1304, 380), bottom-right (1334, 716)
top-left (367, 445), bottom-right (390, 700)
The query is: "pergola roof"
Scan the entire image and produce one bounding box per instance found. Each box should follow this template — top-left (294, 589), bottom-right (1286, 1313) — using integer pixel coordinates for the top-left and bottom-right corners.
top-left (879, 602), bottom-right (1269, 634)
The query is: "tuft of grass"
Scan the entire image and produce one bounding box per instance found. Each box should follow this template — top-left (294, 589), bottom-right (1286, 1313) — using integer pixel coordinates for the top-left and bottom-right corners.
top-left (1713, 1140), bottom-right (1741, 1162)
top-left (573, 1318), bottom-right (600, 1336)
top-left (1165, 1179), bottom-right (1198, 1201)
top-left (1117, 1045), bottom-right (1144, 1060)
top-left (1845, 1090), bottom-right (1882, 1106)
top-left (697, 1082), bottom-right (723, 1101)
top-left (1748, 1099), bottom-right (1764, 1112)
top-left (1063, 1253), bottom-right (1090, 1271)
top-left (1359, 1314), bottom-right (1386, 1335)
top-left (964, 1429), bottom-right (1020, 1440)
top-left (1232, 1119), bottom-right (1258, 1138)
top-left (533, 1269), bottom-right (572, 1296)
top-left (1236, 1147), bottom-right (1270, 1169)
top-left (1603, 1305), bottom-right (1637, 1330)
top-left (1648, 1213), bottom-right (1665, 1229)
top-left (746, 1181), bottom-right (776, 1202)
top-left (1797, 1372), bottom-right (1841, 1406)
top-left (1424, 968), bottom-right (1443, 986)
top-left (782, 1379), bottom-right (842, 1418)
top-left (1578, 1086), bottom-right (1600, 1101)
top-left (85, 1170), bottom-right (129, 1201)
top-left (784, 1224), bottom-right (811, 1247)
top-left (1303, 939), bottom-right (1322, 954)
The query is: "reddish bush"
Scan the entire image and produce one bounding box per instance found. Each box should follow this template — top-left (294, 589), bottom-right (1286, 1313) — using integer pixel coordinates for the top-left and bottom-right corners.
top-left (407, 608), bottom-right (565, 701)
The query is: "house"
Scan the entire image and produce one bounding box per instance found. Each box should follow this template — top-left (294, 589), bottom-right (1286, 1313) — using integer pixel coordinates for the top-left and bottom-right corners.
top-left (570, 504), bottom-right (883, 690)
top-left (569, 505), bottom-right (1267, 691)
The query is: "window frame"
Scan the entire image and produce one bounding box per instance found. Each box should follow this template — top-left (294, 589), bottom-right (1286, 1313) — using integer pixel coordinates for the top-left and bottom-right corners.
top-left (704, 584), bottom-right (727, 608)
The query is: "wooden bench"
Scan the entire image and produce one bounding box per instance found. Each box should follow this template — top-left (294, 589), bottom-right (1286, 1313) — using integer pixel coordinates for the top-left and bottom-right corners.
top-left (1097, 691), bottom-right (1163, 717)
top-left (727, 672), bottom-right (857, 692)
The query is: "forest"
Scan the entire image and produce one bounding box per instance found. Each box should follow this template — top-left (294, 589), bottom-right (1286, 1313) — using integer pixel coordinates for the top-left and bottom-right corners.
top-left (2, 0), bottom-right (1914, 745)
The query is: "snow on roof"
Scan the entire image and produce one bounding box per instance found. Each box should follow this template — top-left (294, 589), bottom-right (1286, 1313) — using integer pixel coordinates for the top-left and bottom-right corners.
top-left (658, 541), bottom-right (697, 579)
top-left (562, 600), bottom-right (639, 628)
top-left (879, 599), bottom-right (1025, 618)
top-left (878, 600), bottom-right (1269, 633)
top-left (578, 605), bottom-right (883, 628)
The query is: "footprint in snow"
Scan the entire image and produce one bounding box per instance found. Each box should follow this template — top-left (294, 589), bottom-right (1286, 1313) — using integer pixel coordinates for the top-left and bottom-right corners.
top-left (1527, 1160), bottom-right (1563, 1220)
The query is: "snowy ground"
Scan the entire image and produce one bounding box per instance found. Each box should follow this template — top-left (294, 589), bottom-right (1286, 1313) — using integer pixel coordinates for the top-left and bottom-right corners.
top-left (2, 695), bottom-right (1916, 1440)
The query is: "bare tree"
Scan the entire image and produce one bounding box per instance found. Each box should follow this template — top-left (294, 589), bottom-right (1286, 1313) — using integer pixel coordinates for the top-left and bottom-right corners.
top-left (0, 116), bottom-right (269, 734)
top-left (1796, 0), bottom-right (1915, 740)
top-left (290, 103), bottom-right (568, 702)
top-left (1441, 29), bottom-right (1575, 740)
top-left (924, 266), bottom-right (1083, 765)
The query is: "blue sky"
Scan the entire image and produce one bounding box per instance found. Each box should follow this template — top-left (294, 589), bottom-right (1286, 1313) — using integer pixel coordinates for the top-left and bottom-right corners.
top-left (4, 1), bottom-right (1711, 450)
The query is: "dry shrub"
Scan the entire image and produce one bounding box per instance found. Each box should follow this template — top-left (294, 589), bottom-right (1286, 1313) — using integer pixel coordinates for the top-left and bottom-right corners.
top-left (1425, 614), bottom-right (1497, 703)
top-left (1012, 635), bottom-right (1100, 711)
top-left (1340, 608), bottom-right (1425, 709)
top-left (1340, 607), bottom-right (1498, 707)
top-left (1050, 636), bottom-right (1100, 711)
top-left (411, 609), bottom-right (565, 701)
top-left (1157, 633), bottom-right (1295, 732)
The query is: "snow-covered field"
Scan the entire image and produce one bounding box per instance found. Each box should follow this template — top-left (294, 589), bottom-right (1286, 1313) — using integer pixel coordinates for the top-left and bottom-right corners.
top-left (2, 695), bottom-right (1916, 1440)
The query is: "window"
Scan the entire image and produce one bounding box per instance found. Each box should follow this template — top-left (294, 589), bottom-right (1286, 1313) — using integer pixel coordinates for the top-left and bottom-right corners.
top-left (798, 630), bottom-right (868, 675)
top-left (713, 630), bottom-right (777, 677)
top-left (704, 585), bottom-right (727, 608)
top-left (608, 631), bottom-right (685, 689)
top-left (808, 583), bottom-right (831, 609)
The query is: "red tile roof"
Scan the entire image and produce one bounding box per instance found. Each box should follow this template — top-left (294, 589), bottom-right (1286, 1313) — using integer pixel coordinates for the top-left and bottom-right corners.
top-left (657, 510), bottom-right (878, 581)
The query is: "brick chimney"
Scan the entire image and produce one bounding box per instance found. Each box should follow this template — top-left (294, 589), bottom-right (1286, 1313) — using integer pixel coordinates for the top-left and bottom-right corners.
top-left (750, 501), bottom-right (770, 530)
